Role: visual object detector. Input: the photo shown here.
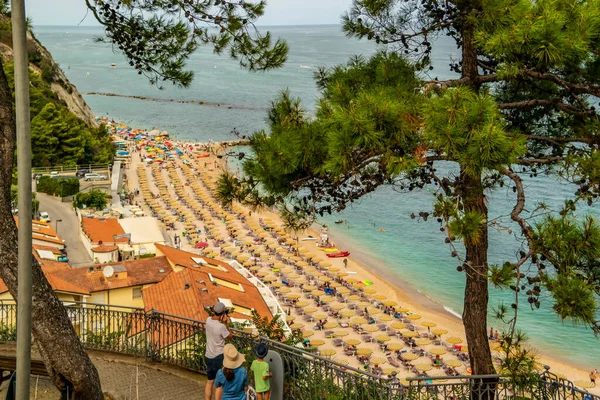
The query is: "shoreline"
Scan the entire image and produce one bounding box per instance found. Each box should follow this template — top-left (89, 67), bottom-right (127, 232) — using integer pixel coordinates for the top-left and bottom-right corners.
top-left (113, 128), bottom-right (598, 392)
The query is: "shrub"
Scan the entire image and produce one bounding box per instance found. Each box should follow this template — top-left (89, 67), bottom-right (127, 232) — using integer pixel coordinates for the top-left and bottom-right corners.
top-left (37, 176), bottom-right (79, 197)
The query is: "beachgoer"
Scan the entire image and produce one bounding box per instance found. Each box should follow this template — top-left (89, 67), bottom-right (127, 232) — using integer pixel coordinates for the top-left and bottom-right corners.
top-left (591, 369), bottom-right (597, 386)
top-left (205, 302), bottom-right (233, 400)
top-left (215, 344), bottom-right (248, 400)
top-left (494, 330), bottom-right (499, 341)
top-left (489, 327), bottom-right (494, 339)
top-left (343, 258), bottom-right (348, 268)
top-left (251, 343), bottom-right (272, 400)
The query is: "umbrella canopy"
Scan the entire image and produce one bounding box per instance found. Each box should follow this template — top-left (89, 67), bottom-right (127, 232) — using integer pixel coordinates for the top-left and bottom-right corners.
top-left (363, 288), bottom-right (377, 295)
top-left (356, 348), bottom-right (373, 356)
top-left (302, 330), bottom-right (315, 338)
top-left (263, 276), bottom-right (277, 282)
top-left (194, 241), bottom-right (209, 248)
top-left (310, 339), bottom-right (326, 347)
top-left (303, 285), bottom-right (317, 292)
top-left (289, 323), bottom-right (304, 330)
top-left (396, 307), bottom-right (410, 313)
top-left (375, 334), bottom-right (392, 342)
top-left (323, 321), bottom-right (339, 329)
top-left (415, 364), bottom-right (433, 372)
top-left (279, 287), bottom-right (291, 294)
top-left (421, 321), bottom-right (437, 328)
top-left (363, 325), bottom-right (379, 332)
top-left (286, 315), bottom-right (295, 323)
top-left (445, 360), bottom-right (463, 368)
top-left (415, 338), bottom-right (432, 346)
top-left (340, 310), bottom-right (356, 318)
top-left (286, 293), bottom-right (301, 300)
top-left (334, 330), bottom-right (349, 337)
top-left (295, 300), bottom-right (310, 307)
top-left (406, 314), bottom-right (422, 321)
top-left (401, 353), bottom-right (418, 361)
top-left (348, 295), bottom-right (362, 301)
top-left (313, 313), bottom-right (328, 320)
top-left (378, 315), bottom-right (393, 322)
top-left (351, 317), bottom-right (368, 325)
top-left (370, 357), bottom-right (387, 365)
top-left (387, 342), bottom-right (403, 351)
top-left (391, 322), bottom-right (407, 330)
top-left (320, 349), bottom-right (337, 357)
top-left (446, 337), bottom-right (464, 345)
top-left (304, 307), bottom-right (318, 314)
top-left (431, 328), bottom-right (448, 336)
top-left (373, 295), bottom-right (387, 301)
top-left (345, 339), bottom-right (361, 346)
top-left (429, 347), bottom-right (447, 356)
top-left (402, 331), bottom-right (419, 338)
top-left (382, 300), bottom-right (398, 307)
top-left (330, 303), bottom-right (345, 310)
top-left (367, 307), bottom-right (382, 315)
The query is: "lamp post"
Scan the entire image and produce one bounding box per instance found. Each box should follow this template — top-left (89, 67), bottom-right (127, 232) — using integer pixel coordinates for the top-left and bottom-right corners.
top-left (55, 219), bottom-right (63, 235)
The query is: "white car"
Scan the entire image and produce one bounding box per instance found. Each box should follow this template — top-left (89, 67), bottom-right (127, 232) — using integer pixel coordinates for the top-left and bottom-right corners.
top-left (39, 211), bottom-right (50, 222)
top-left (84, 173), bottom-right (107, 181)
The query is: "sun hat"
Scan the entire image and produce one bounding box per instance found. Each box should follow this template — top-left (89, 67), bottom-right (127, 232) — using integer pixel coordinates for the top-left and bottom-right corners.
top-left (255, 343), bottom-right (268, 359)
top-left (213, 302), bottom-right (226, 315)
top-left (223, 344), bottom-right (246, 369)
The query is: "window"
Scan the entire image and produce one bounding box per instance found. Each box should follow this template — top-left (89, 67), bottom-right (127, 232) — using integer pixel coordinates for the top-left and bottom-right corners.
top-left (132, 287), bottom-right (142, 300)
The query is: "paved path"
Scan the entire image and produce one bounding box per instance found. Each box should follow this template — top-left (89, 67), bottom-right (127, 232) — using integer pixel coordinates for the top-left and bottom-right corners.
top-left (36, 193), bottom-right (93, 266)
top-left (0, 348), bottom-right (206, 399)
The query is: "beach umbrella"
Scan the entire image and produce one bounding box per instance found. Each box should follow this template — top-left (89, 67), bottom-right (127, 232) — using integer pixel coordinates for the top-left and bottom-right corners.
top-left (295, 300), bottom-right (309, 308)
top-left (387, 342), bottom-right (403, 351)
top-left (401, 353), bottom-right (418, 361)
top-left (375, 334), bottom-right (391, 342)
top-left (270, 282), bottom-right (283, 288)
top-left (302, 330), bottom-right (314, 338)
top-left (421, 321), bottom-right (437, 328)
top-left (402, 331), bottom-right (418, 338)
top-left (391, 322), bottom-right (406, 330)
top-left (348, 295), bottom-right (361, 301)
top-left (461, 345), bottom-right (469, 353)
top-left (320, 349), bottom-right (336, 357)
top-left (356, 348), bottom-right (373, 356)
top-left (313, 313), bottom-right (328, 320)
top-left (382, 300), bottom-right (398, 307)
top-left (279, 287), bottom-right (291, 294)
top-left (415, 338), bottom-right (431, 346)
top-left (330, 303), bottom-right (345, 310)
top-left (363, 325), bottom-right (378, 332)
top-left (323, 321), bottom-right (338, 329)
top-left (351, 317), bottom-right (368, 325)
top-left (333, 330), bottom-right (349, 337)
top-left (370, 357), bottom-right (387, 365)
top-left (345, 338), bottom-right (361, 346)
top-left (367, 307), bottom-right (383, 315)
top-left (312, 289), bottom-right (324, 297)
top-left (263, 276), bottom-right (277, 283)
top-left (358, 301), bottom-right (371, 307)
top-left (446, 337), bottom-right (463, 345)
top-left (310, 339), bottom-right (326, 347)
top-left (431, 328), bottom-right (448, 336)
top-left (378, 315), bottom-right (393, 322)
top-left (286, 293), bottom-right (301, 300)
top-left (363, 288), bottom-right (377, 295)
top-left (304, 307), bottom-right (317, 314)
top-left (286, 315), bottom-right (295, 323)
top-left (406, 314), bottom-right (422, 321)
top-left (396, 307), bottom-right (410, 313)
top-left (415, 364), bottom-right (433, 372)
top-left (445, 360), bottom-right (463, 368)
top-left (352, 282), bottom-right (365, 289)
top-left (429, 348), bottom-right (447, 356)
top-left (320, 296), bottom-right (335, 303)
top-left (337, 287), bottom-right (350, 295)
top-left (373, 295), bottom-right (387, 301)
top-left (340, 310), bottom-right (356, 318)
top-left (336, 272), bottom-right (348, 277)
top-left (289, 323), bottom-right (304, 330)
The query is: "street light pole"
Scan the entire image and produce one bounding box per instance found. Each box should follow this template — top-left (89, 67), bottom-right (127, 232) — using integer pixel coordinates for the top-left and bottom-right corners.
top-left (12, 0), bottom-right (33, 397)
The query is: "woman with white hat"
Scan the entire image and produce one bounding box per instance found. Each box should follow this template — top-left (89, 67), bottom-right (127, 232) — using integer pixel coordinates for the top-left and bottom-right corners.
top-left (215, 344), bottom-right (248, 400)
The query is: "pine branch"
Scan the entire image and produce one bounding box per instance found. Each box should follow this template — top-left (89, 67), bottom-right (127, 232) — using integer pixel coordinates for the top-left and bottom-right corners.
top-left (497, 99), bottom-right (594, 117)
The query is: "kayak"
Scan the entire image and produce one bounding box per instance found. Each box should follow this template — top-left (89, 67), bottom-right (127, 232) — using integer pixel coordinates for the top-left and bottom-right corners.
top-left (323, 248), bottom-right (339, 253)
top-left (326, 251), bottom-right (350, 258)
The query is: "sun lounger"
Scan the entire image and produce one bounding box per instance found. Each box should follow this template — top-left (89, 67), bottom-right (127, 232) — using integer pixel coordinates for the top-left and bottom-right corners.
top-left (387, 356), bottom-right (401, 368)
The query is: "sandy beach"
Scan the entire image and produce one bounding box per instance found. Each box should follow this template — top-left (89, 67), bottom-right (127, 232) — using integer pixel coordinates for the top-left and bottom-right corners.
top-left (113, 125), bottom-right (598, 393)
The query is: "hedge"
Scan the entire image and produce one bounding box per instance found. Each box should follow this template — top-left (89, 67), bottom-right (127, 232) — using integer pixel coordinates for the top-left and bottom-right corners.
top-left (37, 176), bottom-right (79, 197)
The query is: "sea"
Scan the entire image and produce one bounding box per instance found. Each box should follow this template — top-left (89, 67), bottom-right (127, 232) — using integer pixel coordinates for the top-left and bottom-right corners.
top-left (33, 24), bottom-right (599, 370)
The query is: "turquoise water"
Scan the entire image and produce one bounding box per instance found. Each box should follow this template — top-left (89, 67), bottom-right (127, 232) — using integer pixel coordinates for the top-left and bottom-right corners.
top-left (33, 25), bottom-right (599, 369)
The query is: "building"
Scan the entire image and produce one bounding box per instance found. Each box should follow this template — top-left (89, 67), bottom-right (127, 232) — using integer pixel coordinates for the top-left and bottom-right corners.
top-left (14, 216), bottom-right (64, 250)
top-left (143, 244), bottom-right (273, 324)
top-left (80, 216), bottom-right (166, 262)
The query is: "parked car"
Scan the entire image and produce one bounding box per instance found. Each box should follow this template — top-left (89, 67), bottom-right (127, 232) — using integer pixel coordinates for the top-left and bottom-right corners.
top-left (32, 173), bottom-right (42, 179)
top-left (76, 169), bottom-right (91, 179)
top-left (50, 171), bottom-right (60, 177)
top-left (39, 211), bottom-right (50, 222)
top-left (57, 255), bottom-right (68, 262)
top-left (84, 173), bottom-right (107, 181)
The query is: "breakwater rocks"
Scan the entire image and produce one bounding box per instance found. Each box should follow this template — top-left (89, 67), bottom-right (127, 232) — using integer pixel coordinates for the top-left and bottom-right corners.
top-left (84, 92), bottom-right (269, 112)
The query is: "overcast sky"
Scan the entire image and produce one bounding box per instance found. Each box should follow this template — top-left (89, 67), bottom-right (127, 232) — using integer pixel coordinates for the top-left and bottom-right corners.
top-left (26, 0), bottom-right (352, 26)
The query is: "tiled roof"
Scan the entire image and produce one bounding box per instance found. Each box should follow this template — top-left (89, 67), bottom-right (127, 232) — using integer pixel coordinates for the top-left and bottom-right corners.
top-left (91, 245), bottom-right (119, 253)
top-left (81, 217), bottom-right (128, 244)
top-left (146, 244), bottom-right (273, 322)
top-left (14, 216), bottom-right (63, 245)
top-left (32, 245), bottom-right (62, 255)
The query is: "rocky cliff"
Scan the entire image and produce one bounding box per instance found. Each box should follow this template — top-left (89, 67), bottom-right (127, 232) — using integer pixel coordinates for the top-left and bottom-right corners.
top-left (0, 16), bottom-right (97, 126)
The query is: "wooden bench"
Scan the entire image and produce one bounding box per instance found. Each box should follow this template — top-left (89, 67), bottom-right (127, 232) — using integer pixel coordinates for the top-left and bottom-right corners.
top-left (0, 355), bottom-right (72, 399)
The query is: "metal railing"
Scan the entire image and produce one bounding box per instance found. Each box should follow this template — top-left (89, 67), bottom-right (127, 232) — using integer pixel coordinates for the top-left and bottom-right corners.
top-left (0, 300), bottom-right (596, 400)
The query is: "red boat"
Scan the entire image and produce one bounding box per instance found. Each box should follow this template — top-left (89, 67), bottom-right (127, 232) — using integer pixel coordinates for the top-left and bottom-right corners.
top-left (327, 251), bottom-right (350, 258)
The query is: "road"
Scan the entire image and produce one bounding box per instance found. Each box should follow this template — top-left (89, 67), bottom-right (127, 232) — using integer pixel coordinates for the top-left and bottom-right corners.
top-left (36, 193), bottom-right (93, 267)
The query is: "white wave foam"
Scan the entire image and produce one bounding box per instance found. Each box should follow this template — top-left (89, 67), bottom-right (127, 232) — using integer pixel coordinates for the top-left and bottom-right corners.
top-left (444, 306), bottom-right (462, 320)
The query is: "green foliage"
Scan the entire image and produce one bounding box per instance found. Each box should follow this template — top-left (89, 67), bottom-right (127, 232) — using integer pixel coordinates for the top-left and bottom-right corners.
top-left (86, 0), bottom-right (288, 87)
top-left (10, 184), bottom-right (40, 217)
top-left (250, 309), bottom-right (302, 346)
top-left (0, 322), bottom-right (16, 342)
top-left (74, 190), bottom-right (109, 210)
top-left (138, 253), bottom-right (155, 259)
top-left (36, 176), bottom-right (80, 197)
top-left (496, 331), bottom-right (540, 389)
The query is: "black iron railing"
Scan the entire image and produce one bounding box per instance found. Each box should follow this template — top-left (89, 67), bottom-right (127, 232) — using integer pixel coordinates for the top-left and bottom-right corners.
top-left (0, 301), bottom-right (596, 400)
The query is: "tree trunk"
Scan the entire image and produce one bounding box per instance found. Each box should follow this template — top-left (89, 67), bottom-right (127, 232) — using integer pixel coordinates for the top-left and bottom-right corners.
top-left (0, 58), bottom-right (103, 398)
top-left (459, 169), bottom-right (496, 398)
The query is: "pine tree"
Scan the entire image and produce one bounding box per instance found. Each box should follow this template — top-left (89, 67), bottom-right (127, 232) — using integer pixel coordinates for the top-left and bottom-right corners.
top-left (216, 0), bottom-right (600, 382)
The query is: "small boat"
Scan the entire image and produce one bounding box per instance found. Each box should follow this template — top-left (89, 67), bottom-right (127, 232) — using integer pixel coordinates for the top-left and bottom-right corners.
top-left (327, 251), bottom-right (350, 258)
top-left (334, 220), bottom-right (344, 224)
top-left (323, 248), bottom-right (339, 253)
top-left (109, 63), bottom-right (117, 69)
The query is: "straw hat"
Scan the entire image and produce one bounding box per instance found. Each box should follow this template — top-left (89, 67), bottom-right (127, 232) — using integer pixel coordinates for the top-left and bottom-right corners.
top-left (223, 344), bottom-right (246, 369)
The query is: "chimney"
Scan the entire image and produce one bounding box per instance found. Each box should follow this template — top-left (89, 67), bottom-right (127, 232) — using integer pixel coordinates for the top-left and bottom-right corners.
top-left (184, 283), bottom-right (190, 290)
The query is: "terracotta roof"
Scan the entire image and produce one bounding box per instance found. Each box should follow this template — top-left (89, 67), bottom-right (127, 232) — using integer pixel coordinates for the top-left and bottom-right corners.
top-left (147, 244), bottom-right (273, 322)
top-left (52, 256), bottom-right (173, 293)
top-left (14, 216), bottom-right (63, 246)
top-left (91, 245), bottom-right (119, 253)
top-left (81, 217), bottom-right (128, 244)
top-left (32, 245), bottom-right (62, 255)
